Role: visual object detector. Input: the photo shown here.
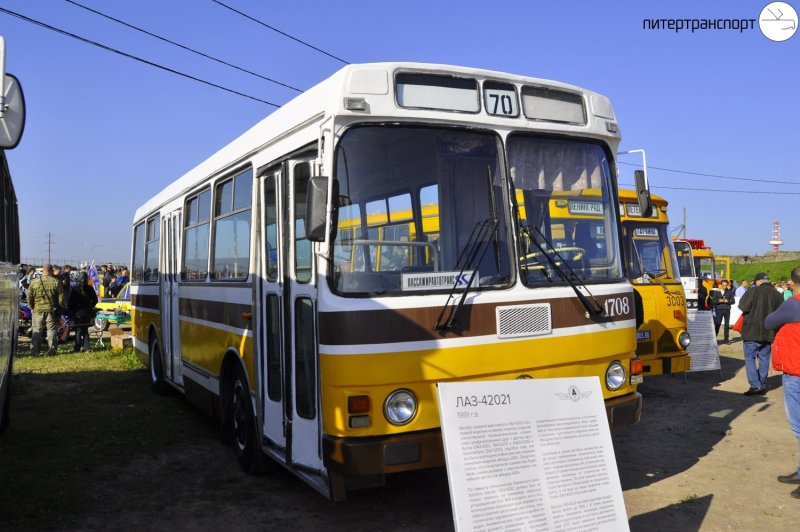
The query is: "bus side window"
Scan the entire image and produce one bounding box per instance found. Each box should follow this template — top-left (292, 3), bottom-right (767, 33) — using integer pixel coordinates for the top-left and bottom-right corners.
top-left (265, 175), bottom-right (279, 282)
top-left (212, 169), bottom-right (252, 280)
top-left (294, 163), bottom-right (312, 283)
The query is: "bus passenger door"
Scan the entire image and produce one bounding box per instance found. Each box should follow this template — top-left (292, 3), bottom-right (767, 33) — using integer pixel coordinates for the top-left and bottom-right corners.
top-left (160, 211), bottom-right (183, 385)
top-left (286, 158), bottom-right (322, 472)
top-left (259, 169), bottom-right (286, 449)
top-left (257, 158), bottom-right (322, 472)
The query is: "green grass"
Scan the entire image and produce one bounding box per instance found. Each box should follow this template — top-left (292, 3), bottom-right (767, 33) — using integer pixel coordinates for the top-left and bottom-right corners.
top-left (1, 345), bottom-right (216, 529)
top-left (731, 260), bottom-right (797, 283)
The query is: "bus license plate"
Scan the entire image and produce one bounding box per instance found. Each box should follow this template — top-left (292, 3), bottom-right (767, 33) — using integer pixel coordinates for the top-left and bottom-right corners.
top-left (636, 330), bottom-right (651, 341)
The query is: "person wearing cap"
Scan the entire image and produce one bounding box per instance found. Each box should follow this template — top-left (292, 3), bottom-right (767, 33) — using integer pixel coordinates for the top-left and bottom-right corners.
top-left (764, 266), bottom-right (800, 499)
top-left (738, 272), bottom-right (784, 395)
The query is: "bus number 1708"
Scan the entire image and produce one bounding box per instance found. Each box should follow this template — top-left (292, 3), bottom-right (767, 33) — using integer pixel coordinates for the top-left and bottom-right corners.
top-left (604, 297), bottom-right (630, 317)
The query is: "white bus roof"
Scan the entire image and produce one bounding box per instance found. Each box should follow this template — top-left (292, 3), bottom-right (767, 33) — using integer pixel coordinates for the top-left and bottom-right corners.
top-left (133, 62), bottom-right (619, 223)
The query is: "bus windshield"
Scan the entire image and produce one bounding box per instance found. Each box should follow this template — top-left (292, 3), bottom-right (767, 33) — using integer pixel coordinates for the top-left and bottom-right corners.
top-left (331, 125), bottom-right (511, 296)
top-left (507, 135), bottom-right (622, 285)
top-left (623, 222), bottom-right (681, 283)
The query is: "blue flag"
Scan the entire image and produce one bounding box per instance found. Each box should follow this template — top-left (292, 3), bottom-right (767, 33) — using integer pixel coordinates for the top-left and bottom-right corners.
top-left (88, 260), bottom-right (101, 295)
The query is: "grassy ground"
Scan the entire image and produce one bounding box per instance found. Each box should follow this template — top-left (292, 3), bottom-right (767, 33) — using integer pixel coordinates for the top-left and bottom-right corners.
top-left (731, 260), bottom-right (797, 283)
top-left (1, 342), bottom-right (217, 530)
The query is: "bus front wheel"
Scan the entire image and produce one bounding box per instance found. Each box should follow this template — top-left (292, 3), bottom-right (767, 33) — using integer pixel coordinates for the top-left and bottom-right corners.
top-left (148, 337), bottom-right (168, 395)
top-left (227, 365), bottom-right (265, 474)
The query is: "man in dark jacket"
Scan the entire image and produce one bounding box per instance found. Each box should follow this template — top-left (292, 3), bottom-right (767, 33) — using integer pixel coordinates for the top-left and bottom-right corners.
top-left (713, 280), bottom-right (736, 343)
top-left (738, 272), bottom-right (784, 395)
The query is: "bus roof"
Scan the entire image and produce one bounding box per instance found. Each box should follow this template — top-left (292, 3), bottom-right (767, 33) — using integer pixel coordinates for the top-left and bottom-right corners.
top-left (133, 62), bottom-right (621, 223)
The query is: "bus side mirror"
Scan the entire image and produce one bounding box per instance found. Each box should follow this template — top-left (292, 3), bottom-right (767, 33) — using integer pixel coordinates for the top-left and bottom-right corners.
top-left (634, 170), bottom-right (653, 218)
top-left (0, 73), bottom-right (26, 149)
top-left (305, 176), bottom-right (336, 242)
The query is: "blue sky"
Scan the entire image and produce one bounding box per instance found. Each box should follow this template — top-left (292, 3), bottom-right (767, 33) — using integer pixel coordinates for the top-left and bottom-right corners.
top-left (1, 0), bottom-right (798, 264)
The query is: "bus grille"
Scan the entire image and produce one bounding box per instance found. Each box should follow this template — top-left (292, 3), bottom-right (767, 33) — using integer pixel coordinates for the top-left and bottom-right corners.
top-left (496, 304), bottom-right (552, 339)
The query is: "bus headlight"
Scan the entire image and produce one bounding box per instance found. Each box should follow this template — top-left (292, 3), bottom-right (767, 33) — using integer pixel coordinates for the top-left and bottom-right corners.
top-left (679, 332), bottom-right (691, 348)
top-left (687, 300), bottom-right (697, 309)
top-left (384, 389), bottom-right (417, 425)
top-left (606, 362), bottom-right (626, 391)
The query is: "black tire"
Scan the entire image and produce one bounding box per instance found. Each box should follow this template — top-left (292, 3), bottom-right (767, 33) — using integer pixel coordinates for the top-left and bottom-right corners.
top-left (0, 374), bottom-right (11, 434)
top-left (148, 337), bottom-right (169, 395)
top-left (227, 365), bottom-right (265, 474)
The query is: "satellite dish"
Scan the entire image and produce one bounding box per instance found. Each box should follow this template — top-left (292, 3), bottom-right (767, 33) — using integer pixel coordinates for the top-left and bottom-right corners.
top-left (0, 73), bottom-right (26, 149)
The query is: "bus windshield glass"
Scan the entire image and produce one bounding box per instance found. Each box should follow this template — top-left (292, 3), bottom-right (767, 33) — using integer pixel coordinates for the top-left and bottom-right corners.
top-left (623, 222), bottom-right (681, 283)
top-left (507, 135), bottom-right (622, 285)
top-left (673, 241), bottom-right (695, 279)
top-left (331, 126), bottom-right (511, 296)
top-left (695, 257), bottom-right (714, 280)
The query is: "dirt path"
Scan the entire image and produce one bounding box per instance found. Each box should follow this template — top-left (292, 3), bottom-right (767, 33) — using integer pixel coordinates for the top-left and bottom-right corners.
top-left (3, 337), bottom-right (800, 530)
top-left (614, 337), bottom-right (800, 530)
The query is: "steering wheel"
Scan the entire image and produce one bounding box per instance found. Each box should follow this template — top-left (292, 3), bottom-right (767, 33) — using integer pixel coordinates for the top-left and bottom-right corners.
top-left (519, 246), bottom-right (586, 267)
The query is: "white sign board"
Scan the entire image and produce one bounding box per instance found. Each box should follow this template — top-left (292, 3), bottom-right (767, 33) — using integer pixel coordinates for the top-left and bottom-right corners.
top-left (686, 309), bottom-right (721, 372)
top-left (437, 378), bottom-right (629, 532)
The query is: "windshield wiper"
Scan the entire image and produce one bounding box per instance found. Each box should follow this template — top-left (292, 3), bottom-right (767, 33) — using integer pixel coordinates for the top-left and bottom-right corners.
top-left (631, 244), bottom-right (680, 294)
top-left (433, 217), bottom-right (498, 331)
top-left (641, 271), bottom-right (683, 295)
top-left (522, 224), bottom-right (604, 317)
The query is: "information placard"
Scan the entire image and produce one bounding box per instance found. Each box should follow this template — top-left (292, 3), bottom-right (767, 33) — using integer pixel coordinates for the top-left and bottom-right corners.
top-left (686, 309), bottom-right (721, 372)
top-left (437, 378), bottom-right (629, 532)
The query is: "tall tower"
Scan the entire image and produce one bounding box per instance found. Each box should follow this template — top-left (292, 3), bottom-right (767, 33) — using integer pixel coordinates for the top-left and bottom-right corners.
top-left (769, 220), bottom-right (783, 253)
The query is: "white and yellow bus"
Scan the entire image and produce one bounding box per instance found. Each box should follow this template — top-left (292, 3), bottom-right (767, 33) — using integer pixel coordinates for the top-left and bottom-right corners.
top-left (131, 62), bottom-right (644, 500)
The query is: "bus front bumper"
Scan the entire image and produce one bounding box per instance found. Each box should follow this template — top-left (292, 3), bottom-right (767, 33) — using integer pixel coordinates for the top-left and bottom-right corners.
top-left (324, 391), bottom-right (642, 475)
top-left (606, 391), bottom-right (642, 430)
top-left (323, 430), bottom-right (445, 476)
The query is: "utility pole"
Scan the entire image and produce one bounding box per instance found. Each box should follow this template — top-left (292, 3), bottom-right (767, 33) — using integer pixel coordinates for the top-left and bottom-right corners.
top-left (671, 208), bottom-right (687, 239)
top-left (681, 208), bottom-right (686, 239)
top-left (47, 232), bottom-right (53, 264)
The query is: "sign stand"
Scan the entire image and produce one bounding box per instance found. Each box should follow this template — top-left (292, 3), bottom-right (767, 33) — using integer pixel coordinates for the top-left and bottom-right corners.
top-left (686, 309), bottom-right (722, 379)
top-left (437, 377), bottom-right (629, 532)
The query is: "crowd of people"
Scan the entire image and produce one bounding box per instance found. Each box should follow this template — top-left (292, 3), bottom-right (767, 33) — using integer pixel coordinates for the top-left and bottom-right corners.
top-left (704, 269), bottom-right (800, 500)
top-left (18, 262), bottom-right (129, 355)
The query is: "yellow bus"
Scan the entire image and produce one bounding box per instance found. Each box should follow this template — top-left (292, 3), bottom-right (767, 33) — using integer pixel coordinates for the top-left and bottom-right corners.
top-left (544, 189), bottom-right (690, 375)
top-left (131, 62), bottom-right (644, 500)
top-left (618, 191), bottom-right (690, 375)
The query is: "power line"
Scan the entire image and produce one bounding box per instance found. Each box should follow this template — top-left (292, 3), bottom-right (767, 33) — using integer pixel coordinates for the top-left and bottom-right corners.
top-left (210, 0), bottom-right (349, 65)
top-left (65, 0), bottom-right (303, 93)
top-left (618, 161), bottom-right (800, 186)
top-left (0, 7), bottom-right (281, 107)
top-left (619, 182), bottom-right (800, 195)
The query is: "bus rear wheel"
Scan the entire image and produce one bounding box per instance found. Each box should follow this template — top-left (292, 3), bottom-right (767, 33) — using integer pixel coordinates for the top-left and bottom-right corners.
top-left (148, 337), bottom-right (168, 395)
top-left (227, 365), bottom-right (265, 474)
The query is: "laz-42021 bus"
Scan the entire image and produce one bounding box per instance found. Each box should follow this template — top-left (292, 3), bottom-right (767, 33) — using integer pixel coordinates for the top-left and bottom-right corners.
top-left (131, 62), bottom-right (645, 500)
